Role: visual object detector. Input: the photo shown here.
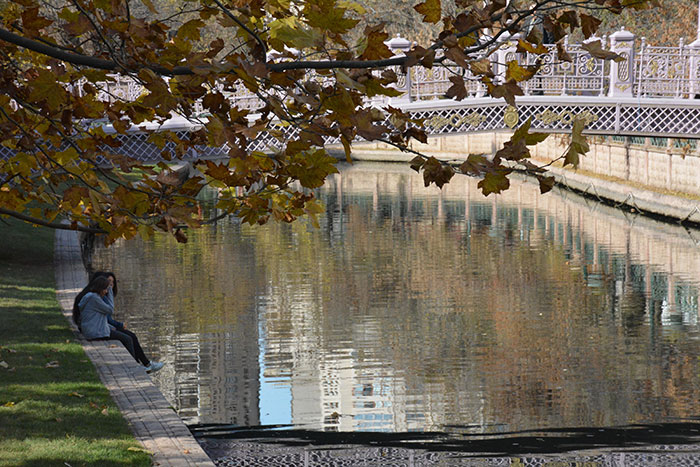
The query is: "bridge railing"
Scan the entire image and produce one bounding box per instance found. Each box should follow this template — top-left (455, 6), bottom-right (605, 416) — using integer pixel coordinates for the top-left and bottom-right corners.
top-left (73, 28), bottom-right (700, 110)
top-left (635, 41), bottom-right (696, 98)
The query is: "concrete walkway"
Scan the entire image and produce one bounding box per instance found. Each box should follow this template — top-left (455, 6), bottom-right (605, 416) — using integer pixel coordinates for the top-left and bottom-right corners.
top-left (54, 229), bottom-right (215, 467)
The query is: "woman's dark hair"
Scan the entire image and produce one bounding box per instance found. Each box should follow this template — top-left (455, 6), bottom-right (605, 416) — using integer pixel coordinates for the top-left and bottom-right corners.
top-left (86, 276), bottom-right (110, 294)
top-left (72, 276), bottom-right (110, 326)
top-left (91, 271), bottom-right (118, 296)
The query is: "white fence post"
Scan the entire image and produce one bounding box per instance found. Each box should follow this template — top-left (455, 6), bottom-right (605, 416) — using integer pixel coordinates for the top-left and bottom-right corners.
top-left (608, 27), bottom-right (636, 97)
top-left (689, 33), bottom-right (700, 97)
top-left (384, 35), bottom-right (413, 103)
top-left (495, 33), bottom-right (520, 86)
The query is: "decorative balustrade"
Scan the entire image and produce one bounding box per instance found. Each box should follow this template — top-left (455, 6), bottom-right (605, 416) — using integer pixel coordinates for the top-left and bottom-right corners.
top-left (80, 28), bottom-right (700, 111)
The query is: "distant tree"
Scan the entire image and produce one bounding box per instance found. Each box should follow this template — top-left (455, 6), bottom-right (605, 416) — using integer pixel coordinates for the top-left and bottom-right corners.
top-left (596, 0), bottom-right (696, 46)
top-left (0, 0), bottom-right (655, 243)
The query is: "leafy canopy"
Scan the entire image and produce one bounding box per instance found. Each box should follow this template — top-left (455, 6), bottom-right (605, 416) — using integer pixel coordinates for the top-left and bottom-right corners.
top-left (0, 0), bottom-right (654, 243)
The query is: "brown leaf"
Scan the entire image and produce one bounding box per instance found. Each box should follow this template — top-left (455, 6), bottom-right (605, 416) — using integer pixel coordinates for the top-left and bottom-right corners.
top-left (477, 168), bottom-right (512, 195)
top-left (404, 127), bottom-right (428, 144)
top-left (459, 154), bottom-right (489, 175)
top-left (359, 25), bottom-right (392, 60)
top-left (580, 13), bottom-right (602, 39)
top-left (537, 175), bottom-right (556, 194)
top-left (414, 0), bottom-right (442, 24)
top-left (174, 229), bottom-right (188, 244)
top-left (581, 40), bottom-right (622, 62)
top-left (556, 40), bottom-right (572, 62)
top-left (409, 156), bottom-right (426, 172)
top-left (445, 76), bottom-right (468, 100)
top-left (469, 58), bottom-right (494, 77)
top-left (490, 80), bottom-right (523, 106)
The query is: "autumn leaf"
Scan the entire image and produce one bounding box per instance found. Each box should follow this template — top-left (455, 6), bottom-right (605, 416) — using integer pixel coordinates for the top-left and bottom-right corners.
top-left (580, 14), bottom-right (602, 39)
top-left (456, 155), bottom-right (484, 176)
top-left (21, 7), bottom-right (52, 34)
top-left (358, 25), bottom-right (392, 60)
top-left (422, 157), bottom-right (454, 188)
top-left (469, 58), bottom-right (494, 78)
top-left (410, 156), bottom-right (426, 172)
top-left (512, 117), bottom-right (549, 146)
top-left (564, 116), bottom-right (590, 167)
top-left (404, 127), bottom-right (428, 144)
top-left (489, 80), bottom-right (524, 106)
top-left (414, 0), bottom-right (442, 24)
top-left (516, 39), bottom-right (549, 55)
top-left (581, 40), bottom-right (623, 62)
top-left (556, 40), bottom-right (573, 62)
top-left (351, 111), bottom-right (389, 141)
top-left (173, 228), bottom-right (187, 243)
top-left (478, 168), bottom-right (512, 195)
top-left (506, 61), bottom-right (537, 82)
top-left (537, 175), bottom-right (556, 194)
top-left (445, 76), bottom-right (468, 100)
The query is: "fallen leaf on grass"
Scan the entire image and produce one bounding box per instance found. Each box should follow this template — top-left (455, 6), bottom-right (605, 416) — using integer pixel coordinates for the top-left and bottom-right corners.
top-left (3, 401), bottom-right (15, 407)
top-left (55, 417), bottom-right (62, 422)
top-left (6, 349), bottom-right (17, 353)
top-left (0, 361), bottom-right (8, 369)
top-left (45, 361), bottom-right (60, 368)
top-left (101, 408), bottom-right (108, 416)
top-left (89, 402), bottom-right (98, 409)
top-left (68, 392), bottom-right (84, 398)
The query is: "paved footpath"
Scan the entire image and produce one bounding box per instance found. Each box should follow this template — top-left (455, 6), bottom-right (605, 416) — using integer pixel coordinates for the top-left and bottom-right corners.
top-left (54, 229), bottom-right (215, 467)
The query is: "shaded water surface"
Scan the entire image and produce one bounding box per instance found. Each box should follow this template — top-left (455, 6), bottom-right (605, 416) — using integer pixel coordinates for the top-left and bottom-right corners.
top-left (92, 163), bottom-right (700, 460)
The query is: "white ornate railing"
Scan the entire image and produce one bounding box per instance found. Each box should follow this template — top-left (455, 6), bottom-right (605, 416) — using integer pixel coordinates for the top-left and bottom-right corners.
top-left (81, 28), bottom-right (700, 109)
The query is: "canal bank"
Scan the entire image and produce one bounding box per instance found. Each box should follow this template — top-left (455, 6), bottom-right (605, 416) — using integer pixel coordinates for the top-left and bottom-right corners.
top-left (333, 132), bottom-right (700, 226)
top-left (53, 230), bottom-right (215, 467)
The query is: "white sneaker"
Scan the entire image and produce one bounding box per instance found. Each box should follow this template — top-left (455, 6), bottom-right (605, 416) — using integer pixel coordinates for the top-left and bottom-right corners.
top-left (145, 361), bottom-right (164, 373)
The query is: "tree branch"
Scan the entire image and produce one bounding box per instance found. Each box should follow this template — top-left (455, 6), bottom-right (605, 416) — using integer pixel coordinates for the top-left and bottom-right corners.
top-left (0, 207), bottom-right (106, 233)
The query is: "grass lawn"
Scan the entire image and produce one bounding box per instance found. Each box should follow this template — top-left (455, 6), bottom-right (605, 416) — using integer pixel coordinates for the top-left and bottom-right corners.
top-left (0, 218), bottom-right (151, 466)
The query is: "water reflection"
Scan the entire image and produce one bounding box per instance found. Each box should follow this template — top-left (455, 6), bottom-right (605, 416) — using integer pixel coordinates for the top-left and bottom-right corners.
top-left (92, 162), bottom-right (700, 436)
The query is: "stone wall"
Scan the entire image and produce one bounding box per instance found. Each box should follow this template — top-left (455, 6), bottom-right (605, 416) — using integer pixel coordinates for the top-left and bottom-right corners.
top-left (346, 132), bottom-right (700, 198)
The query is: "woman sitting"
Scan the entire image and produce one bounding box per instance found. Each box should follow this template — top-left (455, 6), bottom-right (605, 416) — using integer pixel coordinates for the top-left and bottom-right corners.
top-left (74, 275), bottom-right (164, 373)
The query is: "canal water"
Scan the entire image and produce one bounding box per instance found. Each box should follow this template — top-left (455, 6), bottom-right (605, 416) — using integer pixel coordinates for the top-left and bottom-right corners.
top-left (92, 162), bottom-right (700, 462)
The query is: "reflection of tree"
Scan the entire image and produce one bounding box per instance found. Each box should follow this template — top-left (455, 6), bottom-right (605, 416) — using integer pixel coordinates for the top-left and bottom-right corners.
top-left (93, 166), bottom-right (700, 431)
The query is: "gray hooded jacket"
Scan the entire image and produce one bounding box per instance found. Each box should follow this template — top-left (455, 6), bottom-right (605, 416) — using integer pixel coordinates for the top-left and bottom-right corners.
top-left (79, 292), bottom-right (113, 339)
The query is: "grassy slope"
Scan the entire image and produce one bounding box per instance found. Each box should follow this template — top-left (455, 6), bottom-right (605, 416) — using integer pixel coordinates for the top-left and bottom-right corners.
top-left (0, 219), bottom-right (151, 467)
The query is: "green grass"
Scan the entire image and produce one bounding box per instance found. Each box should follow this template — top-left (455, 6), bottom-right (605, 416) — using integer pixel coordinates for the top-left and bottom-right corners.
top-left (0, 219), bottom-right (151, 467)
